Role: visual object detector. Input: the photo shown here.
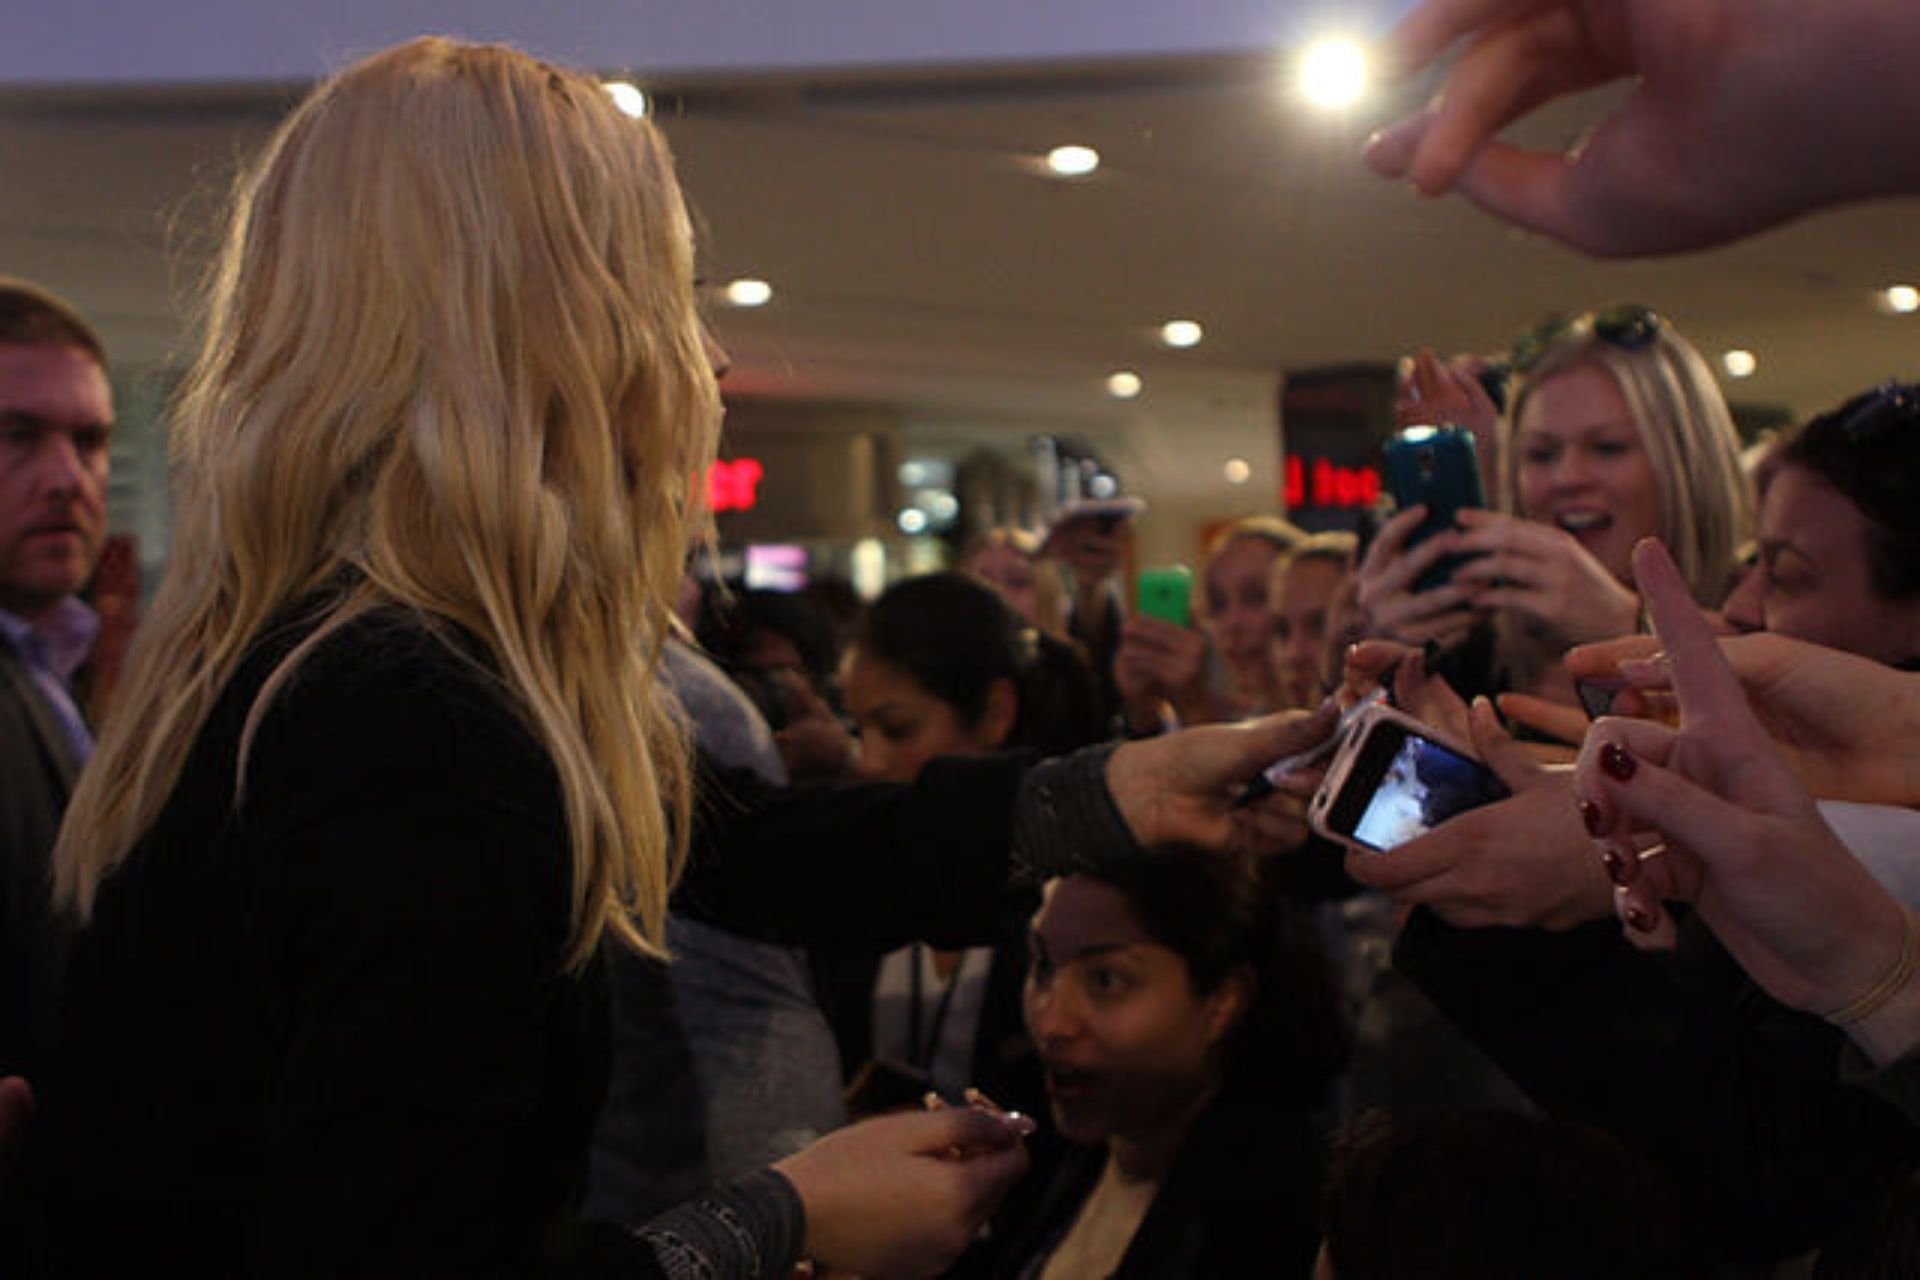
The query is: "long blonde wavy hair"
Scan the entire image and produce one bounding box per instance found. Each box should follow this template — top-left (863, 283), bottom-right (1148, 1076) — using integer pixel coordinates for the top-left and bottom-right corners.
top-left (54, 38), bottom-right (719, 970)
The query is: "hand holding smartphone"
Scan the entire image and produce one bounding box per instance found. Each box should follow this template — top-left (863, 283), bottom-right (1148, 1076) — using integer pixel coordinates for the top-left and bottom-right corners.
top-left (1136, 565), bottom-right (1194, 628)
top-left (1308, 703), bottom-right (1510, 854)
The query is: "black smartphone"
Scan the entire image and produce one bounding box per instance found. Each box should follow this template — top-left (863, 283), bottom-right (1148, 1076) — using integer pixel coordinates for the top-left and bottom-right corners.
top-left (1576, 676), bottom-right (1627, 721)
top-left (1308, 705), bottom-right (1510, 854)
top-left (1382, 425), bottom-right (1487, 593)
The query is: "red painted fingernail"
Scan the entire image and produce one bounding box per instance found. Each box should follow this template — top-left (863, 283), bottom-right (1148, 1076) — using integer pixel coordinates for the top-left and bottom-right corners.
top-left (1625, 905), bottom-right (1656, 934)
top-left (1579, 799), bottom-right (1605, 837)
top-left (1601, 742), bottom-right (1636, 782)
top-left (1602, 847), bottom-right (1630, 887)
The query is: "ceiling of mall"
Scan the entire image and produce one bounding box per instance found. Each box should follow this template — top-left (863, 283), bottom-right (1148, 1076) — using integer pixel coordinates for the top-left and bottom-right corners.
top-left (6, 51), bottom-right (1920, 528)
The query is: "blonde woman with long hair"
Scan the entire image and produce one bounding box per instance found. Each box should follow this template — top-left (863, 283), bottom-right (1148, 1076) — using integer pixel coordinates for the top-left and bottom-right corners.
top-left (34, 38), bottom-right (1029, 1276)
top-left (1358, 306), bottom-right (1749, 702)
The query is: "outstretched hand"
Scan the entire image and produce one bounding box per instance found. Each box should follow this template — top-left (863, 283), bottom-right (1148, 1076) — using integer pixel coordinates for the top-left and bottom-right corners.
top-left (1565, 629), bottom-right (1920, 807)
top-left (1364, 0), bottom-right (1920, 256)
top-left (1573, 540), bottom-right (1919, 1063)
top-left (773, 1106), bottom-right (1034, 1277)
top-left (1106, 703), bottom-right (1338, 857)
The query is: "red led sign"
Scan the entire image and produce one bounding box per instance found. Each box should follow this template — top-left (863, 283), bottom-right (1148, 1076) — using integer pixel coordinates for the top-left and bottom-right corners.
top-left (708, 458), bottom-right (765, 513)
top-left (1285, 455), bottom-right (1380, 510)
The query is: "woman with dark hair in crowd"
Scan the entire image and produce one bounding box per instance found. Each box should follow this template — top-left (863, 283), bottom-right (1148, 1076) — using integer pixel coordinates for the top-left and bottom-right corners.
top-left (824, 572), bottom-right (1107, 1120)
top-left (964, 849), bottom-right (1347, 1278)
top-left (1721, 382), bottom-right (1920, 668)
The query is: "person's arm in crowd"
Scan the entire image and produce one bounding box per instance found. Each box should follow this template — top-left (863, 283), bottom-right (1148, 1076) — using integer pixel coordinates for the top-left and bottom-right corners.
top-left (675, 708), bottom-right (1340, 949)
top-left (1365, 0), bottom-right (1920, 256)
top-left (1576, 538), bottom-right (1920, 1068)
top-left (1393, 905), bottom-right (1920, 1263)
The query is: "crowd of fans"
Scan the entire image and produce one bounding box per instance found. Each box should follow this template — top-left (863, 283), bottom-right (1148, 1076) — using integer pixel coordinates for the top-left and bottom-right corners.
top-left (7, 0), bottom-right (1920, 1276)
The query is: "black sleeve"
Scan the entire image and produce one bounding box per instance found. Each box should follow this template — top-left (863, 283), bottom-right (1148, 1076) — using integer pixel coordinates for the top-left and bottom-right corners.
top-left (674, 738), bottom-right (1166, 951)
top-left (1395, 908), bottom-right (1920, 1263)
top-left (673, 748), bottom-right (1031, 949)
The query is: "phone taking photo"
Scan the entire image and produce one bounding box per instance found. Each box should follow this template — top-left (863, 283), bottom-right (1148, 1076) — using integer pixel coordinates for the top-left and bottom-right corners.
top-left (1136, 565), bottom-right (1193, 628)
top-left (1382, 425), bottom-right (1487, 593)
top-left (1308, 704), bottom-right (1510, 855)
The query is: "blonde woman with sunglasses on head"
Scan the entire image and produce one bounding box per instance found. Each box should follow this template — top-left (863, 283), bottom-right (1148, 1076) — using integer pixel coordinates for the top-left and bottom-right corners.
top-left (1357, 306), bottom-right (1749, 703)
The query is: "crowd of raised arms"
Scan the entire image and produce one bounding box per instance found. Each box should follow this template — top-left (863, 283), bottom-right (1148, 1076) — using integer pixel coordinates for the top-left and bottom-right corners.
top-left (5, 2), bottom-right (1920, 1276)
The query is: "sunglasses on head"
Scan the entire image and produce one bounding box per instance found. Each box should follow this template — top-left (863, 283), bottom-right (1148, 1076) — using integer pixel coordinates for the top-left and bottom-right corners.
top-left (1836, 380), bottom-right (1920, 442)
top-left (1511, 304), bottom-right (1664, 374)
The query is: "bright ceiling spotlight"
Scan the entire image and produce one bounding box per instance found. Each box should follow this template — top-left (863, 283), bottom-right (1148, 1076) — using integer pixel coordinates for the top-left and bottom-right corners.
top-left (1160, 319), bottom-right (1204, 349)
top-left (1722, 349), bottom-right (1758, 378)
top-left (1106, 371), bottom-right (1143, 399)
top-left (1046, 145), bottom-right (1101, 177)
top-left (723, 279), bottom-right (774, 308)
top-left (1224, 458), bottom-right (1252, 486)
top-left (602, 81), bottom-right (649, 119)
top-left (1882, 285), bottom-right (1920, 314)
top-left (1299, 38), bottom-right (1369, 110)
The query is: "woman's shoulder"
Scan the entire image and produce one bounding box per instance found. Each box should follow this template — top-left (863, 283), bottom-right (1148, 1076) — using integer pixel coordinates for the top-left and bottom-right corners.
top-left (235, 606), bottom-right (561, 837)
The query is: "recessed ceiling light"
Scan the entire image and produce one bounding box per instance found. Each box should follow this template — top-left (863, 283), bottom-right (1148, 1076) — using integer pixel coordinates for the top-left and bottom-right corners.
top-left (1224, 458), bottom-right (1252, 485)
top-left (602, 81), bottom-right (649, 119)
top-left (723, 278), bottom-right (773, 308)
top-left (897, 508), bottom-right (929, 535)
top-left (1160, 320), bottom-right (1203, 349)
top-left (1722, 349), bottom-right (1758, 378)
top-left (1045, 145), bottom-right (1100, 177)
top-left (1882, 285), bottom-right (1920, 314)
top-left (1299, 38), bottom-right (1369, 110)
top-left (1106, 371), bottom-right (1143, 399)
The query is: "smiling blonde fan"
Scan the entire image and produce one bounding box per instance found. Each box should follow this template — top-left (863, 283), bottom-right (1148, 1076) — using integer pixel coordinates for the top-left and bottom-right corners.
top-left (53, 37), bottom-right (719, 969)
top-left (1500, 308), bottom-right (1749, 612)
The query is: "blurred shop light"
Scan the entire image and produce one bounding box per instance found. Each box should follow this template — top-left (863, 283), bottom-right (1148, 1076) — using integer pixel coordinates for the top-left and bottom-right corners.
top-left (1299, 38), bottom-right (1369, 110)
top-left (1224, 458), bottom-right (1252, 485)
top-left (602, 81), bottom-right (649, 119)
top-left (1046, 145), bottom-right (1101, 177)
top-left (707, 458), bottom-right (764, 513)
top-left (915, 490), bottom-right (960, 524)
top-left (1087, 473), bottom-right (1118, 499)
top-left (1106, 371), bottom-right (1143, 399)
top-left (1160, 319), bottom-right (1203, 349)
top-left (851, 539), bottom-right (887, 600)
top-left (1722, 349), bottom-right (1758, 378)
top-left (723, 279), bottom-right (773, 308)
top-left (1881, 285), bottom-right (1920, 314)
top-left (897, 508), bottom-right (930, 535)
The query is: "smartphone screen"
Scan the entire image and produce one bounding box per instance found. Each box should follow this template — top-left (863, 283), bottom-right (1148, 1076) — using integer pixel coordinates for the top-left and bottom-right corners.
top-left (1323, 719), bottom-right (1510, 853)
